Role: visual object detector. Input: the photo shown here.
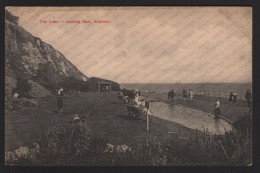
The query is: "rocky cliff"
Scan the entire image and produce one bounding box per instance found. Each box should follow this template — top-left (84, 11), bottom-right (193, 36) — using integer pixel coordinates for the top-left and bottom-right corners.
top-left (5, 10), bottom-right (89, 99)
top-left (5, 10), bottom-right (120, 100)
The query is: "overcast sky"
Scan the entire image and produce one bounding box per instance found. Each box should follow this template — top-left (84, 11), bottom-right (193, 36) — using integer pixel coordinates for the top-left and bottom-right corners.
top-left (7, 7), bottom-right (252, 84)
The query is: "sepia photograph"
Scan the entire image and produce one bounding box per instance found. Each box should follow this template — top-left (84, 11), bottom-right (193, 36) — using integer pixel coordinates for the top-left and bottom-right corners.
top-left (5, 6), bottom-right (252, 166)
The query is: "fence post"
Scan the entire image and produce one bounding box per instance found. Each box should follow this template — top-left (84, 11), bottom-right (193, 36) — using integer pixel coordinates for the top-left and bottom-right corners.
top-left (204, 90), bottom-right (205, 96)
top-left (225, 92), bottom-right (226, 98)
top-left (145, 102), bottom-right (150, 131)
top-left (219, 91), bottom-right (220, 98)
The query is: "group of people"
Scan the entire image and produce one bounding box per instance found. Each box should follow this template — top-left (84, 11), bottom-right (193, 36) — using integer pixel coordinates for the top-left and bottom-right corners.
top-left (166, 88), bottom-right (252, 116)
top-left (55, 86), bottom-right (252, 116)
top-left (228, 89), bottom-right (252, 107)
top-left (182, 89), bottom-right (194, 102)
top-left (211, 89), bottom-right (252, 116)
top-left (167, 89), bottom-right (194, 103)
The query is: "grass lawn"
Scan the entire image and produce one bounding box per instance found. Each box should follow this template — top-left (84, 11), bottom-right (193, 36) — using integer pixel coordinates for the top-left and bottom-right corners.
top-left (5, 91), bottom-right (249, 165)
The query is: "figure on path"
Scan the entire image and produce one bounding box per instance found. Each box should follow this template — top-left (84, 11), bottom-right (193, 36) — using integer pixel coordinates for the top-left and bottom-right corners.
top-left (245, 89), bottom-right (252, 108)
top-left (228, 92), bottom-right (233, 105)
top-left (168, 89), bottom-right (176, 103)
top-left (214, 99), bottom-right (221, 115)
top-left (182, 89), bottom-right (187, 102)
top-left (232, 92), bottom-right (237, 106)
top-left (57, 87), bottom-right (64, 114)
top-left (189, 89), bottom-right (194, 101)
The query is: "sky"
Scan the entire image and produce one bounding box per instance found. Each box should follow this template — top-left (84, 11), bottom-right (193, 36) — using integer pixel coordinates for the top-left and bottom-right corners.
top-left (6, 7), bottom-right (252, 84)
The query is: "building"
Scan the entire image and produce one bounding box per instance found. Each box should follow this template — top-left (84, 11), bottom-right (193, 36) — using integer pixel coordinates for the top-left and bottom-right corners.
top-left (97, 82), bottom-right (112, 92)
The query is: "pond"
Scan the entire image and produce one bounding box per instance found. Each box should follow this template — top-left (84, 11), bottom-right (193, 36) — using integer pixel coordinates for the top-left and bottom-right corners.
top-left (149, 102), bottom-right (233, 135)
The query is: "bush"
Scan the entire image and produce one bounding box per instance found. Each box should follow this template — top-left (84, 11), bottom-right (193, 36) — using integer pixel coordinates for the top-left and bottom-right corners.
top-left (35, 122), bottom-right (105, 166)
top-left (193, 128), bottom-right (251, 164)
top-left (110, 134), bottom-right (190, 166)
top-left (60, 77), bottom-right (87, 92)
top-left (111, 134), bottom-right (166, 166)
top-left (13, 78), bottom-right (31, 98)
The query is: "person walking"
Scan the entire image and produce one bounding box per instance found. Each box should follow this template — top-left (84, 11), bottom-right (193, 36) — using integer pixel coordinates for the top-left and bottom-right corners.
top-left (245, 89), bottom-right (252, 108)
top-left (57, 87), bottom-right (64, 114)
top-left (182, 89), bottom-right (187, 102)
top-left (168, 89), bottom-right (176, 103)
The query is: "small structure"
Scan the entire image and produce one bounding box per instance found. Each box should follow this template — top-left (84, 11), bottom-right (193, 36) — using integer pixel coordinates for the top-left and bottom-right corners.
top-left (97, 82), bottom-right (112, 92)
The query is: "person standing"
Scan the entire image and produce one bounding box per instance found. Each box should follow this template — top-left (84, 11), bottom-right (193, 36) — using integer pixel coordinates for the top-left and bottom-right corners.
top-left (232, 92), bottom-right (237, 106)
top-left (189, 89), bottom-right (194, 101)
top-left (57, 87), bottom-right (64, 114)
top-left (228, 92), bottom-right (233, 105)
top-left (214, 99), bottom-right (221, 115)
top-left (245, 89), bottom-right (252, 108)
top-left (182, 89), bottom-right (187, 101)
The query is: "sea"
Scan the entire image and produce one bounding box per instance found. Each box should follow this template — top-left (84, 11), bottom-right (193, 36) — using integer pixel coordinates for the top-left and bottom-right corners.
top-left (120, 83), bottom-right (252, 98)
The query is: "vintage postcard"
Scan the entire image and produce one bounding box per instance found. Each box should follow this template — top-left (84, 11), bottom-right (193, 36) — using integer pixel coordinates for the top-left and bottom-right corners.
top-left (5, 7), bottom-right (252, 166)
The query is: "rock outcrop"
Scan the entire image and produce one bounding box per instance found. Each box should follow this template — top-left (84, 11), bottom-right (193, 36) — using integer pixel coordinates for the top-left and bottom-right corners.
top-left (5, 10), bottom-right (88, 99)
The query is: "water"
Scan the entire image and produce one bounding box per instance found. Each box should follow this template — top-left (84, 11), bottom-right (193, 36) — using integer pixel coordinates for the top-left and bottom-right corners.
top-left (120, 83), bottom-right (251, 94)
top-left (149, 102), bottom-right (233, 135)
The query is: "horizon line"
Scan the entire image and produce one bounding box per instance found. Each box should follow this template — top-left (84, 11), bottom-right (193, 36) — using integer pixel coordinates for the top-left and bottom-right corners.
top-left (119, 82), bottom-right (252, 84)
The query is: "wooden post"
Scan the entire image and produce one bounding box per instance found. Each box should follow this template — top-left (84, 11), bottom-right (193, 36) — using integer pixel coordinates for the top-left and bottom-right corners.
top-left (145, 102), bottom-right (150, 131)
top-left (147, 110), bottom-right (149, 131)
top-left (109, 83), bottom-right (111, 92)
top-left (219, 91), bottom-right (220, 98)
top-left (204, 90), bottom-right (205, 96)
top-left (98, 84), bottom-right (100, 92)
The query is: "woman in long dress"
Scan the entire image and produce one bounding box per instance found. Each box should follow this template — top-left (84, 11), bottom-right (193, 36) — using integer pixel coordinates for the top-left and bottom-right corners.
top-left (232, 92), bottom-right (237, 106)
top-left (228, 92), bottom-right (233, 105)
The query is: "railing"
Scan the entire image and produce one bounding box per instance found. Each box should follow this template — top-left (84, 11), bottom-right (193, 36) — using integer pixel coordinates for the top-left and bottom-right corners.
top-left (192, 90), bottom-right (246, 100)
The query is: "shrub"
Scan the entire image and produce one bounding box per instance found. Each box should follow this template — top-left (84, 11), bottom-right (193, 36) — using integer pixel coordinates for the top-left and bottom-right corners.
top-left (60, 77), bottom-right (87, 92)
top-left (35, 122), bottom-right (105, 166)
top-left (13, 78), bottom-right (31, 98)
top-left (111, 134), bottom-right (166, 166)
top-left (110, 134), bottom-right (190, 166)
top-left (193, 128), bottom-right (251, 164)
